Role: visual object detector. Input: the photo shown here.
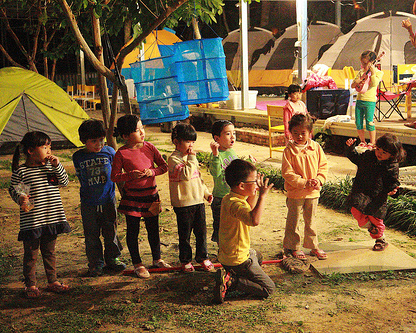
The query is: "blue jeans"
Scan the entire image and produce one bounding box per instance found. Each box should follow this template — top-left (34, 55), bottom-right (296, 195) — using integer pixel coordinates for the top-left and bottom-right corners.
top-left (223, 249), bottom-right (275, 298)
top-left (81, 198), bottom-right (122, 269)
top-left (211, 196), bottom-right (222, 242)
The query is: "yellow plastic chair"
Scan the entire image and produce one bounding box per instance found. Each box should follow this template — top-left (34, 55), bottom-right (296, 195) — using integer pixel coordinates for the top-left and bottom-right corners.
top-left (267, 104), bottom-right (286, 158)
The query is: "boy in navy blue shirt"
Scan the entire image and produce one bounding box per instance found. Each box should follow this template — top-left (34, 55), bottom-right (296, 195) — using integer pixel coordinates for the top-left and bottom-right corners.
top-left (73, 119), bottom-right (125, 276)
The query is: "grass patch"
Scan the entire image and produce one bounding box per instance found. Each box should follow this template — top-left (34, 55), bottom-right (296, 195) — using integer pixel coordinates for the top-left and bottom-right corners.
top-left (0, 248), bottom-right (19, 283)
top-left (0, 179), bottom-right (10, 189)
top-left (0, 159), bottom-right (11, 171)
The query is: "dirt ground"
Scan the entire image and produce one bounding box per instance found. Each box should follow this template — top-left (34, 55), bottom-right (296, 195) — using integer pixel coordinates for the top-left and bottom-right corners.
top-left (1, 123), bottom-right (416, 333)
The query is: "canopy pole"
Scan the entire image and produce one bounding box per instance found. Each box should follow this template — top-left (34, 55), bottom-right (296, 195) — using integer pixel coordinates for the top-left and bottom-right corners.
top-left (296, 0), bottom-right (308, 85)
top-left (239, 0), bottom-right (249, 110)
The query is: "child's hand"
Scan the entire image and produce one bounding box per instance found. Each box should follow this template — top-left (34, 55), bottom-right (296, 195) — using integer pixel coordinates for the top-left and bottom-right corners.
top-left (402, 18), bottom-right (412, 30)
top-left (142, 169), bottom-right (153, 177)
top-left (187, 147), bottom-right (196, 156)
top-left (257, 174), bottom-right (274, 197)
top-left (210, 141), bottom-right (220, 156)
top-left (19, 194), bottom-right (32, 212)
top-left (46, 155), bottom-right (59, 167)
top-left (388, 186), bottom-right (399, 196)
top-left (248, 154), bottom-right (257, 164)
top-left (131, 170), bottom-right (146, 179)
top-left (207, 194), bottom-right (213, 204)
top-left (346, 138), bottom-right (356, 147)
top-left (306, 179), bottom-right (321, 190)
top-left (132, 169), bottom-right (153, 179)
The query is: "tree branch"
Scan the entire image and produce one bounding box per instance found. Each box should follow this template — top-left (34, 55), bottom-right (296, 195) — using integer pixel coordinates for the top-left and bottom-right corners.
top-left (55, 0), bottom-right (115, 83)
top-left (0, 44), bottom-right (25, 69)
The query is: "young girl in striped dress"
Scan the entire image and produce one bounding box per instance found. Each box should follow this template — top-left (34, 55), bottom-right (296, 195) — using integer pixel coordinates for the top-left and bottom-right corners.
top-left (111, 115), bottom-right (171, 278)
top-left (9, 131), bottom-right (71, 298)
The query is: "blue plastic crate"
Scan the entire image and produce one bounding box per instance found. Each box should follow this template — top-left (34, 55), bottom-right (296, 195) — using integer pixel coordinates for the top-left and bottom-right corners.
top-left (173, 38), bottom-right (225, 62)
top-left (178, 78), bottom-right (229, 105)
top-left (129, 56), bottom-right (175, 83)
top-left (175, 57), bottom-right (227, 83)
top-left (134, 76), bottom-right (180, 103)
top-left (138, 96), bottom-right (189, 125)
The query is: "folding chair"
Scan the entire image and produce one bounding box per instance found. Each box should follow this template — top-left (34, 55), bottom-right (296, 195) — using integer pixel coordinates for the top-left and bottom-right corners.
top-left (267, 105), bottom-right (286, 158)
top-left (376, 81), bottom-right (407, 121)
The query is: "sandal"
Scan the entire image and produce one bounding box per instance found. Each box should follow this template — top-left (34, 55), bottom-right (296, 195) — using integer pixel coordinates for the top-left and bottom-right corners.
top-left (25, 286), bottom-right (41, 299)
top-left (134, 265), bottom-right (151, 279)
top-left (368, 224), bottom-right (379, 235)
top-left (310, 249), bottom-right (328, 260)
top-left (152, 259), bottom-right (172, 269)
top-left (198, 259), bottom-right (215, 272)
top-left (284, 248), bottom-right (307, 261)
top-left (46, 282), bottom-right (69, 294)
top-left (181, 262), bottom-right (195, 273)
top-left (373, 239), bottom-right (389, 251)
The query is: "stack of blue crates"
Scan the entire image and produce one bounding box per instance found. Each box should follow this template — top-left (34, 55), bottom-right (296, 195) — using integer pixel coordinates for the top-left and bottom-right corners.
top-left (173, 38), bottom-right (229, 105)
top-left (130, 56), bottom-right (189, 124)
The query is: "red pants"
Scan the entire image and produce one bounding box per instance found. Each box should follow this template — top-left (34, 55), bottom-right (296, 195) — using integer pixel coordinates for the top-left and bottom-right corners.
top-left (351, 207), bottom-right (384, 239)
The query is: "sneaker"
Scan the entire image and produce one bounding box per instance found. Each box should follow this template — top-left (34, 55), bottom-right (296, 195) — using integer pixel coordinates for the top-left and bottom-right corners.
top-left (86, 266), bottom-right (103, 277)
top-left (106, 258), bottom-right (126, 272)
top-left (213, 268), bottom-right (230, 304)
top-left (181, 262), bottom-right (195, 273)
top-left (152, 259), bottom-right (172, 269)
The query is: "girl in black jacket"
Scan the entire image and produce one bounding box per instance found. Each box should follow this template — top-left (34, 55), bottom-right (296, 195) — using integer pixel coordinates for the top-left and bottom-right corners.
top-left (346, 133), bottom-right (406, 251)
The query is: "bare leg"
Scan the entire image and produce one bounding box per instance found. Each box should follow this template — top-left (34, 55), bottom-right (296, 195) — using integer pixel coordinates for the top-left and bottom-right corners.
top-left (369, 130), bottom-right (376, 145)
top-left (357, 129), bottom-right (366, 143)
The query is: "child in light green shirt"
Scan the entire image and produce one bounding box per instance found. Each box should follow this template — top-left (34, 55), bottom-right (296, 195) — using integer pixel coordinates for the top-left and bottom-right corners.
top-left (209, 120), bottom-right (238, 242)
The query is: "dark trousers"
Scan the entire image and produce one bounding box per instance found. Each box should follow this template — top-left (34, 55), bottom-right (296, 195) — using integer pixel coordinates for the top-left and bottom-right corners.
top-left (223, 249), bottom-right (275, 298)
top-left (174, 203), bottom-right (208, 264)
top-left (81, 199), bottom-right (122, 269)
top-left (125, 215), bottom-right (161, 265)
top-left (23, 234), bottom-right (58, 287)
top-left (211, 196), bottom-right (222, 241)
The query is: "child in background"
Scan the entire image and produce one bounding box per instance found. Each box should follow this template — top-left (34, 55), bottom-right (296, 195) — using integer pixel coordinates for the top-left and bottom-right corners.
top-left (209, 120), bottom-right (238, 243)
top-left (9, 131), bottom-right (70, 298)
top-left (111, 115), bottom-right (171, 279)
top-left (283, 84), bottom-right (308, 144)
top-left (214, 159), bottom-right (275, 304)
top-left (346, 133), bottom-right (405, 251)
top-left (168, 123), bottom-right (215, 273)
top-left (351, 50), bottom-right (383, 149)
top-left (282, 114), bottom-right (328, 260)
top-left (73, 119), bottom-right (125, 277)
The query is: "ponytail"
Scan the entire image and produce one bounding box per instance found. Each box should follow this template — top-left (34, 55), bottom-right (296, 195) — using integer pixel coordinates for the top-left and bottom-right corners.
top-left (12, 144), bottom-right (21, 171)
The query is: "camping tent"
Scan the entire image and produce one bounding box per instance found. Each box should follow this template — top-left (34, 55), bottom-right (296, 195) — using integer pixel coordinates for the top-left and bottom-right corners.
top-left (319, 11), bottom-right (416, 88)
top-left (223, 22), bottom-right (341, 89)
top-left (0, 67), bottom-right (89, 153)
top-left (111, 28), bottom-right (182, 80)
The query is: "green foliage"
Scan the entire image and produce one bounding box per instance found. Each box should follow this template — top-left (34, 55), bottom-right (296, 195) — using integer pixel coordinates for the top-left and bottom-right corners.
top-left (319, 176), bottom-right (353, 213)
top-left (196, 151), bottom-right (211, 168)
top-left (257, 166), bottom-right (285, 190)
top-left (385, 195), bottom-right (416, 236)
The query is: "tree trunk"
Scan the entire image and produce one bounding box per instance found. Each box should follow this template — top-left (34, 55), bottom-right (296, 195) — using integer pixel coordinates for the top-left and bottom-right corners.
top-left (191, 17), bottom-right (201, 39)
top-left (91, 10), bottom-right (117, 149)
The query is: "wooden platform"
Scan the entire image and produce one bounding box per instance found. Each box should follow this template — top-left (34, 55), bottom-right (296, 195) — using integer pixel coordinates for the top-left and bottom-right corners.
top-left (190, 98), bottom-right (416, 146)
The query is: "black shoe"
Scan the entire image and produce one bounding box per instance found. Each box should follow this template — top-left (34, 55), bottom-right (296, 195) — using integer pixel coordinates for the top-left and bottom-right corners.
top-left (105, 258), bottom-right (126, 271)
top-left (86, 266), bottom-right (103, 277)
top-left (213, 268), bottom-right (230, 304)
